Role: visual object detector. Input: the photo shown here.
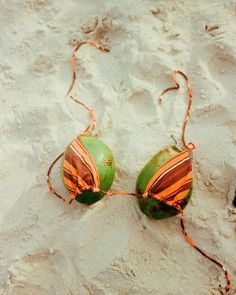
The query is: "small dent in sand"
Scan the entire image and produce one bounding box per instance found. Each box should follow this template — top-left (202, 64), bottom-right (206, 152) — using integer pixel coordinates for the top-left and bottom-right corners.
top-left (121, 90), bottom-right (156, 123)
top-left (25, 0), bottom-right (47, 11)
top-left (33, 53), bottom-right (62, 74)
top-left (150, 8), bottom-right (161, 16)
top-left (81, 16), bottom-right (99, 34)
top-left (69, 14), bottom-right (113, 48)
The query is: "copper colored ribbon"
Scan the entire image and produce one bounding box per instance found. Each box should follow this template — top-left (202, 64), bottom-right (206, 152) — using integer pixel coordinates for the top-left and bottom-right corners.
top-left (159, 72), bottom-right (230, 293)
top-left (67, 41), bottom-right (110, 135)
top-left (47, 41), bottom-right (110, 204)
top-left (159, 70), bottom-right (195, 151)
top-left (176, 205), bottom-right (230, 293)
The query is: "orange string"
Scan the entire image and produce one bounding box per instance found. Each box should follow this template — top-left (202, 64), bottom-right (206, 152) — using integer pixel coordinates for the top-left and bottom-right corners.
top-left (47, 41), bottom-right (110, 204)
top-left (101, 190), bottom-right (142, 198)
top-left (47, 152), bottom-right (74, 205)
top-left (159, 71), bottom-right (195, 151)
top-left (160, 72), bottom-right (230, 292)
top-left (67, 41), bottom-right (110, 135)
top-left (175, 205), bottom-right (230, 293)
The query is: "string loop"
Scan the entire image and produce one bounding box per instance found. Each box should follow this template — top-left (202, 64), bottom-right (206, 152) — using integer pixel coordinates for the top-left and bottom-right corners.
top-left (67, 41), bottom-right (110, 135)
top-left (47, 41), bottom-right (110, 203)
top-left (159, 70), bottom-right (195, 151)
top-left (47, 152), bottom-right (74, 205)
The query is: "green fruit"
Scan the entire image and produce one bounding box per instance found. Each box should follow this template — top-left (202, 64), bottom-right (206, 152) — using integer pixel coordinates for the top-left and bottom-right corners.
top-left (136, 146), bottom-right (192, 220)
top-left (63, 135), bottom-right (115, 205)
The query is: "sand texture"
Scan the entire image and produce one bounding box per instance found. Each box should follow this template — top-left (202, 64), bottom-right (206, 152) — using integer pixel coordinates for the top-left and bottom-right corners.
top-left (0, 1), bottom-right (236, 294)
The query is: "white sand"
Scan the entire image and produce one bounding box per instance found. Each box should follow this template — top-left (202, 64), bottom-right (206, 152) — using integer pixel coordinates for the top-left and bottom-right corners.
top-left (0, 1), bottom-right (236, 294)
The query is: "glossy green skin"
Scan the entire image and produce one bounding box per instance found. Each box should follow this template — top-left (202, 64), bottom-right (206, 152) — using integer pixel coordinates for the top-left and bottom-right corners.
top-left (136, 146), bottom-right (192, 220)
top-left (63, 135), bottom-right (115, 205)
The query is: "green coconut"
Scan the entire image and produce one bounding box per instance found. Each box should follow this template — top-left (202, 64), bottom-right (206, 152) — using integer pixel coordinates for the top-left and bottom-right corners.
top-left (136, 146), bottom-right (192, 220)
top-left (62, 135), bottom-right (115, 205)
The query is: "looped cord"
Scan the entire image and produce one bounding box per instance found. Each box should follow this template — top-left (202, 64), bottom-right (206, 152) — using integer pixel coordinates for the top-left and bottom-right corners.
top-left (175, 205), bottom-right (230, 293)
top-left (47, 41), bottom-right (109, 203)
top-left (67, 41), bottom-right (110, 135)
top-left (101, 190), bottom-right (142, 198)
top-left (47, 153), bottom-right (100, 205)
top-left (47, 152), bottom-right (74, 205)
top-left (159, 70), bottom-right (196, 151)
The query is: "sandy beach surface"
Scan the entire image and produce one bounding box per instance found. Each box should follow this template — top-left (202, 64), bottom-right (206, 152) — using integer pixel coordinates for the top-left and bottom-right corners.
top-left (0, 1), bottom-right (236, 294)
